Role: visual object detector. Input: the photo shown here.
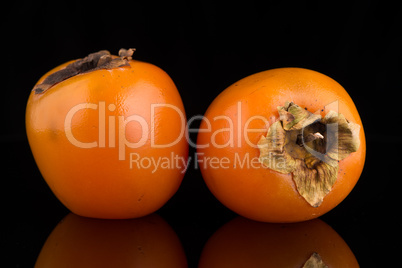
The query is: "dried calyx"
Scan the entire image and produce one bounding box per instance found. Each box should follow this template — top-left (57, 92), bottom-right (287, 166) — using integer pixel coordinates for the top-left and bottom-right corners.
top-left (33, 48), bottom-right (135, 94)
top-left (302, 253), bottom-right (328, 268)
top-left (258, 101), bottom-right (360, 207)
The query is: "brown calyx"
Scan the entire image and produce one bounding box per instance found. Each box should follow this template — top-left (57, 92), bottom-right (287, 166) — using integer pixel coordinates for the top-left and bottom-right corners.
top-left (302, 252), bottom-right (328, 268)
top-left (33, 48), bottom-right (136, 94)
top-left (257, 101), bottom-right (360, 207)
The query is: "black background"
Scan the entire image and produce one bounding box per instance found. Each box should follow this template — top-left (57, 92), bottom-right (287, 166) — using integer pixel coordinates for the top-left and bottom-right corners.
top-left (2, 0), bottom-right (401, 267)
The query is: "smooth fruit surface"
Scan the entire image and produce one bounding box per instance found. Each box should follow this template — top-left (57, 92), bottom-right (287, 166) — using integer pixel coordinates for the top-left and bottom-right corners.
top-left (26, 54), bottom-right (188, 219)
top-left (197, 67), bottom-right (365, 222)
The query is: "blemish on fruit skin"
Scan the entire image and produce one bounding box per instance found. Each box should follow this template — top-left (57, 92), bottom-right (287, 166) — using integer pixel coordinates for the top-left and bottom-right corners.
top-left (49, 129), bottom-right (59, 141)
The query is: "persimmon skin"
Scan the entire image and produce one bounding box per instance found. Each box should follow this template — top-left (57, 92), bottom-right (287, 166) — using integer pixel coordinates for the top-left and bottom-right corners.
top-left (26, 58), bottom-right (188, 219)
top-left (197, 67), bottom-right (366, 223)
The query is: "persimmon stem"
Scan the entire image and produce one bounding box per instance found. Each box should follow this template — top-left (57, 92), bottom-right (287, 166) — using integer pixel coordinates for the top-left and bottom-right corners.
top-left (296, 132), bottom-right (324, 147)
top-left (258, 101), bottom-right (360, 207)
top-left (33, 48), bottom-right (135, 94)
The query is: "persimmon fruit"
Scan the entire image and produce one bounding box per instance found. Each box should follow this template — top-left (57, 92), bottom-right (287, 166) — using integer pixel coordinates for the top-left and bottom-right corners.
top-left (26, 49), bottom-right (188, 219)
top-left (197, 67), bottom-right (365, 223)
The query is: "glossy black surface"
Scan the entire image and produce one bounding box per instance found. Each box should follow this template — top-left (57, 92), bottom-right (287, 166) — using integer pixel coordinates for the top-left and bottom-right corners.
top-left (3, 1), bottom-right (401, 267)
top-left (3, 140), bottom-right (399, 267)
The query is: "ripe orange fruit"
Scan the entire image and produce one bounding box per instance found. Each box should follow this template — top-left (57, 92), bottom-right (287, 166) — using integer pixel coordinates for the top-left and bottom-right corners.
top-left (26, 49), bottom-right (188, 219)
top-left (197, 67), bottom-right (365, 222)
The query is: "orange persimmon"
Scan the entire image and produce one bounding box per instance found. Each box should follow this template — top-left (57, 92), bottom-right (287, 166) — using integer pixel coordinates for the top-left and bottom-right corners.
top-left (197, 67), bottom-right (365, 222)
top-left (198, 216), bottom-right (359, 267)
top-left (26, 49), bottom-right (188, 219)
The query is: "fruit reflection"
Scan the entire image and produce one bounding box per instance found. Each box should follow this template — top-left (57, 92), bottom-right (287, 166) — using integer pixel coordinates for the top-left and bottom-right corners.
top-left (35, 213), bottom-right (187, 268)
top-left (198, 217), bottom-right (358, 267)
